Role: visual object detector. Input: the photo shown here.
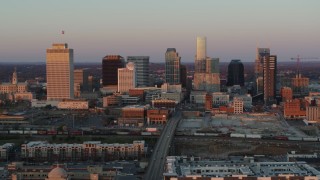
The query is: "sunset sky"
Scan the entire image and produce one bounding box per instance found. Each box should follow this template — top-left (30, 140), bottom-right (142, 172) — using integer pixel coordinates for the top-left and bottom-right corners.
top-left (0, 0), bottom-right (319, 63)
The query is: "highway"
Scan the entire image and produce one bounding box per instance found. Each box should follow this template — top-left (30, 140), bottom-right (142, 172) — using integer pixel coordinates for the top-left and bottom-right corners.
top-left (144, 110), bottom-right (182, 180)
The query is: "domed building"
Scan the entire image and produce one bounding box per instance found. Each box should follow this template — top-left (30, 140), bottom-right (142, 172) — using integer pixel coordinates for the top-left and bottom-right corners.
top-left (46, 166), bottom-right (69, 180)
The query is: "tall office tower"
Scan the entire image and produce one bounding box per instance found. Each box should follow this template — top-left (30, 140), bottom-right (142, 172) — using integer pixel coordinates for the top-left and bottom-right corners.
top-left (180, 65), bottom-right (187, 88)
top-left (165, 48), bottom-right (181, 85)
top-left (102, 55), bottom-right (125, 92)
top-left (194, 36), bottom-right (220, 92)
top-left (263, 55), bottom-right (277, 104)
top-left (195, 36), bottom-right (207, 73)
top-left (255, 48), bottom-right (270, 94)
top-left (127, 56), bottom-right (149, 87)
top-left (227, 59), bottom-right (244, 86)
top-left (118, 62), bottom-right (136, 93)
top-left (46, 43), bottom-right (74, 101)
top-left (74, 69), bottom-right (88, 91)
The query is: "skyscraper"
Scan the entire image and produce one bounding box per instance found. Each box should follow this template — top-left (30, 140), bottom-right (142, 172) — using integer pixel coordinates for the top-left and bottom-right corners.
top-left (46, 43), bottom-right (74, 101)
top-left (127, 56), bottom-right (149, 87)
top-left (227, 59), bottom-right (244, 87)
top-left (118, 62), bottom-right (136, 93)
top-left (180, 65), bottom-right (187, 88)
top-left (102, 55), bottom-right (125, 92)
top-left (255, 48), bottom-right (270, 94)
top-left (194, 36), bottom-right (220, 92)
top-left (165, 48), bottom-right (181, 85)
top-left (195, 36), bottom-right (207, 73)
top-left (263, 55), bottom-right (277, 104)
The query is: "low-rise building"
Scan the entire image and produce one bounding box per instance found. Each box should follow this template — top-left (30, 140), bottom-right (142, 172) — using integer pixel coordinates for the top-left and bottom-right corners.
top-left (31, 99), bottom-right (59, 108)
top-left (190, 91), bottom-right (207, 105)
top-left (118, 105), bottom-right (146, 126)
top-left (152, 99), bottom-right (176, 109)
top-left (21, 141), bottom-right (145, 162)
top-left (9, 161), bottom-right (141, 180)
top-left (13, 92), bottom-right (33, 101)
top-left (306, 104), bottom-right (320, 124)
top-left (234, 94), bottom-right (252, 109)
top-left (146, 109), bottom-right (170, 125)
top-left (103, 94), bottom-right (122, 107)
top-left (0, 143), bottom-right (14, 160)
top-left (121, 95), bottom-right (140, 105)
top-left (57, 100), bottom-right (89, 110)
top-left (212, 92), bottom-right (229, 107)
top-left (164, 156), bottom-right (320, 179)
top-left (161, 92), bottom-right (183, 103)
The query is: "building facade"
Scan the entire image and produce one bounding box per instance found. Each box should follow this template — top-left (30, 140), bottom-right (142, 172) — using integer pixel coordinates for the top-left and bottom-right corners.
top-left (20, 141), bottom-right (145, 162)
top-left (255, 48), bottom-right (270, 95)
top-left (46, 43), bottom-right (74, 101)
top-left (263, 55), bottom-right (277, 104)
top-left (127, 56), bottom-right (149, 87)
top-left (165, 48), bottom-right (181, 85)
top-left (146, 109), bottom-right (169, 125)
top-left (233, 98), bottom-right (244, 114)
top-left (118, 62), bottom-right (136, 93)
top-left (118, 105), bottom-right (146, 126)
top-left (102, 55), bottom-right (125, 91)
top-left (227, 59), bottom-right (244, 87)
top-left (281, 87), bottom-right (293, 102)
top-left (284, 99), bottom-right (306, 119)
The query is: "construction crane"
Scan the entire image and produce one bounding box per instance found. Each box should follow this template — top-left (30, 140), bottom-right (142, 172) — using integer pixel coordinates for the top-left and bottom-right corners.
top-left (290, 55), bottom-right (318, 75)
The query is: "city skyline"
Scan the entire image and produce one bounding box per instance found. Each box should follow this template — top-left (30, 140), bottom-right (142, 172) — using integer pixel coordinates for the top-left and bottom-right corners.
top-left (0, 0), bottom-right (319, 63)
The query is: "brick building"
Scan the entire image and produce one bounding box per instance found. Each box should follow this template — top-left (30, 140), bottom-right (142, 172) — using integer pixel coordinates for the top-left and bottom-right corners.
top-left (146, 109), bottom-right (170, 125)
top-left (284, 99), bottom-right (306, 120)
top-left (118, 105), bottom-right (146, 126)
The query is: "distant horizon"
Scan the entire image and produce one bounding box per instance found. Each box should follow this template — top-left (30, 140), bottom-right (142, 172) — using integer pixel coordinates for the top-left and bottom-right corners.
top-left (1, 1), bottom-right (319, 63)
top-left (1, 60), bottom-right (319, 65)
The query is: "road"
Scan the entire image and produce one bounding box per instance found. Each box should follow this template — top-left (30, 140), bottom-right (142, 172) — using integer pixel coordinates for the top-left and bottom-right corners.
top-left (144, 111), bottom-right (182, 180)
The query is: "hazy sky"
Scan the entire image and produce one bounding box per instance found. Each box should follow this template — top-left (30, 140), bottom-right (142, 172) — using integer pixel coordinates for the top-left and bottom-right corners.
top-left (0, 0), bottom-right (319, 63)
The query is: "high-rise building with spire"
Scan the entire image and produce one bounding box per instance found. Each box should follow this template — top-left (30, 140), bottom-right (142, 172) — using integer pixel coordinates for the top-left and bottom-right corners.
top-left (255, 48), bottom-right (270, 94)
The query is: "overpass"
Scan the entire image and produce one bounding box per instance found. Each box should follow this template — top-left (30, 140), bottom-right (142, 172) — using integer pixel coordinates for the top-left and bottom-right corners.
top-left (144, 111), bottom-right (182, 180)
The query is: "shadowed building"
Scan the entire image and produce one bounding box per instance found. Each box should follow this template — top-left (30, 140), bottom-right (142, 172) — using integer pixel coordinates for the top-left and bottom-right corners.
top-left (165, 48), bottom-right (181, 85)
top-left (102, 55), bottom-right (125, 92)
top-left (46, 43), bottom-right (74, 101)
top-left (127, 56), bottom-right (149, 87)
top-left (180, 65), bottom-right (187, 88)
top-left (227, 59), bottom-right (244, 87)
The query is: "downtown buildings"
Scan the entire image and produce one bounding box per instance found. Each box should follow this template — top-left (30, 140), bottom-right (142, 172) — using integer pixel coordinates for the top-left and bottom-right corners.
top-left (193, 37), bottom-right (220, 92)
top-left (254, 48), bottom-right (277, 104)
top-left (46, 43), bottom-right (74, 101)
